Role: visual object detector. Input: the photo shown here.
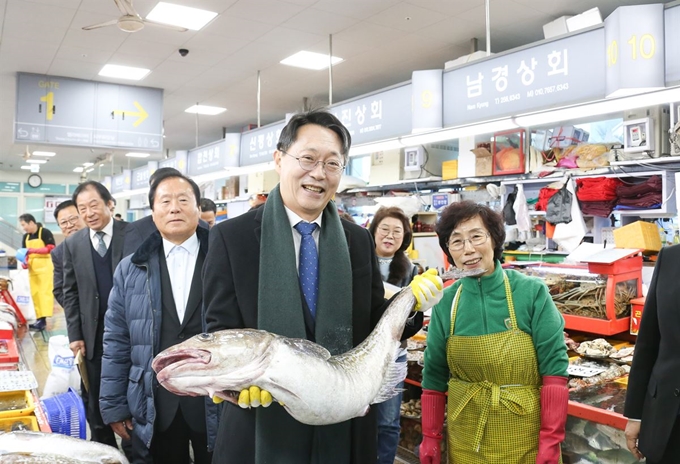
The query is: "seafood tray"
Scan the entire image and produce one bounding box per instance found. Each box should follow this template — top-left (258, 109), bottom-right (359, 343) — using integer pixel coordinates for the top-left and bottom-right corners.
top-left (0, 415), bottom-right (38, 432)
top-left (562, 416), bottom-right (638, 464)
top-left (0, 390), bottom-right (34, 418)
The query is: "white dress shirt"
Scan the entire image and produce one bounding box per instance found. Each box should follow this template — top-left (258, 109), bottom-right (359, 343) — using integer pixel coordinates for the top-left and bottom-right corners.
top-left (89, 218), bottom-right (114, 251)
top-left (161, 233), bottom-right (199, 324)
top-left (284, 206), bottom-right (322, 271)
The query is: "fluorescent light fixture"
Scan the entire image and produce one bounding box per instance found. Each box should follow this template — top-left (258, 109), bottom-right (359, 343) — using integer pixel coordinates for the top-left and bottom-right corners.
top-left (146, 2), bottom-right (217, 31)
top-left (86, 168), bottom-right (95, 173)
top-left (26, 159), bottom-right (47, 164)
top-left (514, 86), bottom-right (680, 127)
top-left (73, 167), bottom-right (84, 173)
top-left (280, 51), bottom-right (344, 70)
top-left (32, 151), bottom-right (55, 157)
top-left (125, 152), bottom-right (151, 158)
top-left (20, 165), bottom-right (32, 170)
top-left (349, 139), bottom-right (404, 157)
top-left (184, 105), bottom-right (227, 115)
top-left (401, 119), bottom-right (519, 146)
top-left (83, 162), bottom-right (94, 167)
top-left (99, 64), bottom-right (150, 81)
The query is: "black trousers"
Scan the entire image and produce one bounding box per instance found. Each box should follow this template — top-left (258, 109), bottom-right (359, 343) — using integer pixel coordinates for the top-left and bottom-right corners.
top-left (648, 416), bottom-right (680, 464)
top-left (82, 354), bottom-right (117, 447)
top-left (133, 408), bottom-right (212, 464)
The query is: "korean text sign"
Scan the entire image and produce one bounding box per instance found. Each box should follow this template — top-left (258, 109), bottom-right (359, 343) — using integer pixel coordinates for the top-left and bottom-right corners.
top-left (443, 28), bottom-right (606, 126)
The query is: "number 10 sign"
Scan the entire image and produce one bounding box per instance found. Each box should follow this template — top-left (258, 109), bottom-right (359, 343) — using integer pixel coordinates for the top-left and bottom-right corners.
top-left (605, 4), bottom-right (665, 98)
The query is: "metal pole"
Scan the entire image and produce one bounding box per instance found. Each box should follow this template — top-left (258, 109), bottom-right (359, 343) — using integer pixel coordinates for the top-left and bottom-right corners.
top-left (328, 34), bottom-right (333, 105)
top-left (257, 70), bottom-right (261, 128)
top-left (195, 102), bottom-right (199, 148)
top-left (485, 0), bottom-right (491, 56)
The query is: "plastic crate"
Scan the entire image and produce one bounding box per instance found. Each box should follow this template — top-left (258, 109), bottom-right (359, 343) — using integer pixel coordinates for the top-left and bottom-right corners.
top-left (0, 389), bottom-right (34, 418)
top-left (0, 414), bottom-right (39, 432)
top-left (40, 388), bottom-right (86, 439)
top-left (613, 221), bottom-right (662, 252)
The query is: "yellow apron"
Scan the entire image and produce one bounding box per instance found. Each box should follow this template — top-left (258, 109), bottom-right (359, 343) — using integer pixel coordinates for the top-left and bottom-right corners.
top-left (25, 227), bottom-right (54, 319)
top-left (445, 272), bottom-right (559, 464)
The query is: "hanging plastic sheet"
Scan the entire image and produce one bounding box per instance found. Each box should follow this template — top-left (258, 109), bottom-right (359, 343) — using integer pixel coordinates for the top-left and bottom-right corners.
top-left (552, 178), bottom-right (587, 252)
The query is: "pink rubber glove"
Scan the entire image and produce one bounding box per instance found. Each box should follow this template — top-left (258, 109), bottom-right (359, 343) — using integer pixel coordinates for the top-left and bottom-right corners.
top-left (536, 376), bottom-right (568, 464)
top-left (419, 389), bottom-right (446, 464)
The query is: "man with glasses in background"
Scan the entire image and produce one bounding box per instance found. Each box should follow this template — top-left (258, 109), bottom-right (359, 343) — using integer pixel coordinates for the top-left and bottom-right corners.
top-left (62, 181), bottom-right (130, 455)
top-left (202, 109), bottom-right (443, 464)
top-left (51, 200), bottom-right (86, 308)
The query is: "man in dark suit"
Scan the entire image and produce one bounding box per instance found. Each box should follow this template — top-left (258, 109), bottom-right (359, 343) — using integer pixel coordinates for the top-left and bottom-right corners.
top-left (62, 181), bottom-right (128, 448)
top-left (51, 200), bottom-right (85, 307)
top-left (100, 171), bottom-right (212, 464)
top-left (202, 109), bottom-right (442, 464)
top-left (123, 168), bottom-right (209, 257)
top-left (625, 244), bottom-right (680, 464)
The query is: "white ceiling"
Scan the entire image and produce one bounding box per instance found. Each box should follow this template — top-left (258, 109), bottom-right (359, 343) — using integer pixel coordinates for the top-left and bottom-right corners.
top-left (0, 0), bottom-right (672, 177)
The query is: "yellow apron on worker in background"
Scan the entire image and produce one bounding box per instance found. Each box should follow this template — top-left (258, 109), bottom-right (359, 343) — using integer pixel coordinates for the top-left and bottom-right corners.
top-left (445, 272), bottom-right (560, 464)
top-left (25, 227), bottom-right (54, 319)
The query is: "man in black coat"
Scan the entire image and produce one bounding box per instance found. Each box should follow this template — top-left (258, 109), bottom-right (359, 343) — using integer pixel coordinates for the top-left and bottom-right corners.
top-left (51, 200), bottom-right (85, 307)
top-left (202, 109), bottom-right (442, 464)
top-left (625, 244), bottom-right (680, 464)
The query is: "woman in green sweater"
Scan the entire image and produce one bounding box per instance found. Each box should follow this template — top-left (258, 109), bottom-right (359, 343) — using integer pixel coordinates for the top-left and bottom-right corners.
top-left (419, 201), bottom-right (568, 464)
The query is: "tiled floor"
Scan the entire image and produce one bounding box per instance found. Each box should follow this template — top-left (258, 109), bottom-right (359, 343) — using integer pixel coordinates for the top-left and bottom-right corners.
top-left (16, 303), bottom-right (68, 397)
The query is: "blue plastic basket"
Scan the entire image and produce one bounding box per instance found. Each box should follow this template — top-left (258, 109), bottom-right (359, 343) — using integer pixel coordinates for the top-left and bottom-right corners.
top-left (40, 388), bottom-right (86, 439)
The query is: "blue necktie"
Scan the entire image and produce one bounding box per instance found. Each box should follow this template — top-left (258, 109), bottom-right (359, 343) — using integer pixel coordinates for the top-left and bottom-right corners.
top-left (295, 221), bottom-right (319, 319)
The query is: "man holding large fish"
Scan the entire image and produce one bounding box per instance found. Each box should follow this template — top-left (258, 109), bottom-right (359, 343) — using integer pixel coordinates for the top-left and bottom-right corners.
top-left (196, 109), bottom-right (443, 464)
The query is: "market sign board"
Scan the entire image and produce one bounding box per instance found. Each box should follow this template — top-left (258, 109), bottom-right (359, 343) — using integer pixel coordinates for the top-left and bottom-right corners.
top-left (187, 134), bottom-right (240, 176)
top-left (111, 170), bottom-right (131, 194)
top-left (329, 84), bottom-right (412, 145)
top-left (0, 182), bottom-right (21, 193)
top-left (605, 4), bottom-right (665, 98)
top-left (24, 183), bottom-right (67, 194)
top-left (665, 4), bottom-right (680, 85)
top-left (443, 28), bottom-right (606, 126)
top-left (15, 73), bottom-right (163, 152)
top-left (412, 70), bottom-right (443, 133)
top-left (131, 161), bottom-right (158, 190)
top-left (239, 121), bottom-right (286, 167)
top-left (159, 151), bottom-right (188, 174)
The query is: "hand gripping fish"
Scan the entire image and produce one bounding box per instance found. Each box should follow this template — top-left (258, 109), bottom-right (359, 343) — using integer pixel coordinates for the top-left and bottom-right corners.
top-left (152, 288), bottom-right (417, 426)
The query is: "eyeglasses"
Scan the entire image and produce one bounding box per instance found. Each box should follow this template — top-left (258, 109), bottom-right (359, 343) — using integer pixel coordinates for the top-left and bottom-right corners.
top-left (58, 216), bottom-right (80, 228)
top-left (281, 150), bottom-right (345, 175)
top-left (377, 226), bottom-right (404, 239)
top-left (448, 232), bottom-right (489, 251)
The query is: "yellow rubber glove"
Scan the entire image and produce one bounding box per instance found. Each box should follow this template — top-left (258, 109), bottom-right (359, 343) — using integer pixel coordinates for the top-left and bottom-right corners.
top-left (236, 386), bottom-right (273, 409)
top-left (409, 268), bottom-right (444, 312)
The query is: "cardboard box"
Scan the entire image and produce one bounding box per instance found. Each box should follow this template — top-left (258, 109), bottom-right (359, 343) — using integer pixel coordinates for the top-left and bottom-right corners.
top-left (472, 147), bottom-right (493, 176)
top-left (442, 160), bottom-right (458, 180)
top-left (613, 221), bottom-right (662, 253)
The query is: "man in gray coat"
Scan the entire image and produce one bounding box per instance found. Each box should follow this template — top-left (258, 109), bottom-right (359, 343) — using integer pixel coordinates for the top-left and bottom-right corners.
top-left (63, 181), bottom-right (128, 448)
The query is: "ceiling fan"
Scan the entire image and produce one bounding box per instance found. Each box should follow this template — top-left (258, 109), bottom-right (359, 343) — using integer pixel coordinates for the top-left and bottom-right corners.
top-left (82, 0), bottom-right (188, 33)
top-left (17, 146), bottom-right (33, 161)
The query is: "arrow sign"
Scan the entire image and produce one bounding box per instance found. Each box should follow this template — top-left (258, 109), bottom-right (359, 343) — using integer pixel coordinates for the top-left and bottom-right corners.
top-left (113, 101), bottom-right (148, 127)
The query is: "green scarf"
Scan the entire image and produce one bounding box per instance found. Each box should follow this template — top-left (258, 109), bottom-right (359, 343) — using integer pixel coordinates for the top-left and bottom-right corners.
top-left (256, 185), bottom-right (353, 464)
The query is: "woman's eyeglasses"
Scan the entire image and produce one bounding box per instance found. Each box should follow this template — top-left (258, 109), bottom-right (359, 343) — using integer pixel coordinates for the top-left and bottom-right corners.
top-left (377, 226), bottom-right (404, 239)
top-left (448, 232), bottom-right (489, 251)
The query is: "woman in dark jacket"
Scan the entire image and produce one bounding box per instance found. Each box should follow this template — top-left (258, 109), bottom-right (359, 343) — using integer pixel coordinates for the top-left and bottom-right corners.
top-left (369, 206), bottom-right (418, 464)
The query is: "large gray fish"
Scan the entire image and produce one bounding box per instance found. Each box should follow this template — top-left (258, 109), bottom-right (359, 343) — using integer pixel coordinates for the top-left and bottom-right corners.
top-left (0, 431), bottom-right (129, 463)
top-left (152, 288), bottom-right (417, 426)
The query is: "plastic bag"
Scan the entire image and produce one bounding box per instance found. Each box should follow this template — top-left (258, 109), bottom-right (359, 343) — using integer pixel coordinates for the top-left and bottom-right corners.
top-left (513, 185), bottom-right (531, 233)
top-left (41, 335), bottom-right (81, 399)
top-left (8, 269), bottom-right (35, 323)
top-left (552, 179), bottom-right (587, 252)
top-left (546, 181), bottom-right (573, 224)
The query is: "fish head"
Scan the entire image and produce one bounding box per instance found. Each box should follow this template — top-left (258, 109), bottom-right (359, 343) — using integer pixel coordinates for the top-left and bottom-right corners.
top-left (152, 329), bottom-right (275, 398)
